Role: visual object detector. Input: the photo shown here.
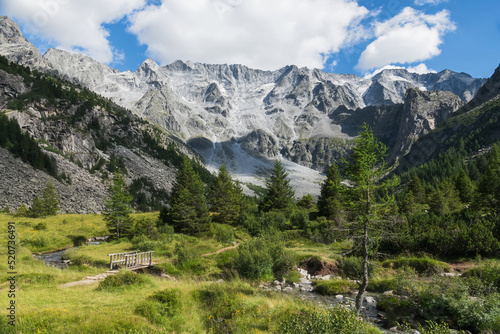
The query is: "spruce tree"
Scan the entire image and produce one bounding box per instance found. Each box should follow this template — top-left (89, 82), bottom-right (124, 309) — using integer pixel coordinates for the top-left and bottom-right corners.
top-left (169, 156), bottom-right (211, 234)
top-left (207, 165), bottom-right (243, 225)
top-left (454, 168), bottom-right (474, 203)
top-left (41, 182), bottom-right (59, 215)
top-left (103, 171), bottom-right (133, 237)
top-left (259, 160), bottom-right (295, 213)
top-left (317, 162), bottom-right (344, 221)
top-left (28, 196), bottom-right (46, 218)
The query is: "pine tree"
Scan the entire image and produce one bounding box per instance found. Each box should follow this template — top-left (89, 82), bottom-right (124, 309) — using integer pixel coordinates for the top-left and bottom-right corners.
top-left (408, 174), bottom-right (425, 204)
top-left (28, 196), bottom-right (46, 218)
top-left (454, 169), bottom-right (474, 203)
top-left (103, 171), bottom-right (133, 237)
top-left (207, 165), bottom-right (243, 225)
top-left (259, 160), bottom-right (295, 213)
top-left (475, 144), bottom-right (500, 211)
top-left (41, 182), bottom-right (59, 215)
top-left (343, 123), bottom-right (399, 314)
top-left (169, 156), bottom-right (211, 234)
top-left (317, 162), bottom-right (344, 221)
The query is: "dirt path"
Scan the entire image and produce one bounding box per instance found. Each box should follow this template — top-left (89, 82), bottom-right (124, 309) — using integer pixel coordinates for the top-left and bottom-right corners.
top-left (448, 261), bottom-right (476, 274)
top-left (59, 270), bottom-right (119, 288)
top-left (201, 241), bottom-right (239, 257)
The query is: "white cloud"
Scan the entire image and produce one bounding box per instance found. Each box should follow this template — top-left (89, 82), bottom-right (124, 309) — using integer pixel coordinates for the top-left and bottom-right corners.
top-left (414, 0), bottom-right (449, 6)
top-left (2, 0), bottom-right (146, 64)
top-left (128, 0), bottom-right (369, 70)
top-left (407, 63), bottom-right (436, 74)
top-left (357, 7), bottom-right (455, 71)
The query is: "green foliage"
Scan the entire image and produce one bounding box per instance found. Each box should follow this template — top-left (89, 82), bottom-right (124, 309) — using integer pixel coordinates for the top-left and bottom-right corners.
top-left (207, 165), bottom-right (244, 225)
top-left (167, 156), bottom-right (211, 235)
top-left (314, 279), bottom-right (356, 295)
top-left (103, 171), bottom-right (133, 238)
top-left (276, 306), bottom-right (380, 334)
top-left (134, 289), bottom-right (182, 324)
top-left (212, 223), bottom-right (235, 243)
top-left (463, 261), bottom-right (500, 291)
top-left (15, 204), bottom-right (29, 217)
top-left (382, 257), bottom-right (451, 275)
top-left (33, 222), bottom-right (48, 231)
top-left (339, 256), bottom-right (376, 280)
top-left (232, 235), bottom-right (295, 280)
top-left (241, 211), bottom-right (288, 236)
top-left (381, 210), bottom-right (500, 257)
top-left (0, 113), bottom-right (59, 179)
top-left (128, 176), bottom-right (169, 212)
top-left (259, 160), bottom-right (296, 213)
top-left (297, 193), bottom-right (315, 210)
top-left (97, 271), bottom-right (147, 290)
top-left (317, 162), bottom-right (344, 221)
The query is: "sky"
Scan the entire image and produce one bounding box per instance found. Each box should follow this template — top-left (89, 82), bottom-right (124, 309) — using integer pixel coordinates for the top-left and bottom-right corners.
top-left (1, 0), bottom-right (499, 78)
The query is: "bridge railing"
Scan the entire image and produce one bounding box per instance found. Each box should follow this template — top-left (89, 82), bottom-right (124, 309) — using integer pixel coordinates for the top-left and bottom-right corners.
top-left (108, 251), bottom-right (154, 270)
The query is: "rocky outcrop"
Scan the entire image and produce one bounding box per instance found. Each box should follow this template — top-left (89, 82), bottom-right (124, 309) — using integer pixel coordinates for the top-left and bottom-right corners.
top-left (0, 147), bottom-right (107, 213)
top-left (389, 88), bottom-right (464, 161)
top-left (0, 70), bottom-right (27, 108)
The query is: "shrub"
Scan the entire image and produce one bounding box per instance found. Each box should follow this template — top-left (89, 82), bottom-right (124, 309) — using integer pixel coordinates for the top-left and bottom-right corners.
top-left (314, 279), bottom-right (356, 295)
top-left (462, 261), bottom-right (500, 291)
top-left (276, 306), bottom-right (380, 334)
top-left (97, 271), bottom-right (147, 290)
top-left (212, 224), bottom-right (235, 243)
top-left (339, 256), bottom-right (376, 279)
top-left (382, 257), bottom-right (451, 275)
top-left (232, 235), bottom-right (295, 280)
top-left (33, 222), bottom-right (47, 230)
top-left (367, 278), bottom-right (397, 293)
top-left (135, 289), bottom-right (182, 324)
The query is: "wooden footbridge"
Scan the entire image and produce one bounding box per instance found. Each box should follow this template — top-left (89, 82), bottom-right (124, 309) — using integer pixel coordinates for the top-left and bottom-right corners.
top-left (108, 251), bottom-right (154, 270)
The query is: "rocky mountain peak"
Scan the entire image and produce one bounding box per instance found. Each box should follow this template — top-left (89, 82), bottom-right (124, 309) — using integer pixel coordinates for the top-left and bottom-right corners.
top-left (0, 16), bottom-right (45, 68)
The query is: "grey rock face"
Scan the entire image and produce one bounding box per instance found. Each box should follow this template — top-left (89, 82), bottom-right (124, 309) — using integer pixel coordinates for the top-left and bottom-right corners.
top-left (0, 16), bottom-right (46, 69)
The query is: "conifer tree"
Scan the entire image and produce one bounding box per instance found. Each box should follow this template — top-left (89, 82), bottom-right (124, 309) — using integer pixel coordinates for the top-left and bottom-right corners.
top-left (259, 160), bottom-right (295, 213)
top-left (317, 162), bottom-right (344, 221)
top-left (454, 168), bottom-right (474, 203)
top-left (475, 144), bottom-right (500, 211)
top-left (41, 181), bottom-right (59, 215)
top-left (103, 171), bottom-right (133, 237)
top-left (169, 156), bottom-right (211, 234)
top-left (28, 196), bottom-right (46, 218)
top-left (343, 123), bottom-right (398, 314)
top-left (207, 165), bottom-right (243, 225)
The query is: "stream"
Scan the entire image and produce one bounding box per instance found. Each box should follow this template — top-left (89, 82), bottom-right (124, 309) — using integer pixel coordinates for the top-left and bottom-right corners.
top-left (33, 248), bottom-right (75, 268)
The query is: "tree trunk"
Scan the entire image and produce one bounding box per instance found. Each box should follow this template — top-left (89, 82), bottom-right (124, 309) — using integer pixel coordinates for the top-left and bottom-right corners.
top-left (355, 189), bottom-right (370, 314)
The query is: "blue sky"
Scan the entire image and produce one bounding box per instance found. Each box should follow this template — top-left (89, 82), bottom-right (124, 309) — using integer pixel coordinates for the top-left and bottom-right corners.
top-left (1, 0), bottom-right (499, 78)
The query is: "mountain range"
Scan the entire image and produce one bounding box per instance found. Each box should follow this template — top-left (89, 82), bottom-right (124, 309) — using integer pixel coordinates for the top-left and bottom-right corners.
top-left (0, 15), bottom-right (498, 212)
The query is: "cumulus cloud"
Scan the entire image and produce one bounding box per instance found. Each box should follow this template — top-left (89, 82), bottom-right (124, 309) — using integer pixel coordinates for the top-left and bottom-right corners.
top-left (128, 0), bottom-right (369, 70)
top-left (2, 0), bottom-right (145, 64)
top-left (357, 7), bottom-right (455, 71)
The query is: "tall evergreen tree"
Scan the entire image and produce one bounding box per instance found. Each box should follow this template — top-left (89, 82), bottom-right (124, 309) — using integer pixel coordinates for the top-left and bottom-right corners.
top-left (317, 162), bottom-right (344, 221)
top-left (207, 165), bottom-right (243, 225)
top-left (169, 156), bottom-right (211, 234)
top-left (454, 168), bottom-right (475, 203)
top-left (103, 171), bottom-right (133, 237)
top-left (475, 144), bottom-right (500, 211)
top-left (41, 181), bottom-right (59, 216)
top-left (259, 160), bottom-right (295, 213)
top-left (343, 123), bottom-right (398, 314)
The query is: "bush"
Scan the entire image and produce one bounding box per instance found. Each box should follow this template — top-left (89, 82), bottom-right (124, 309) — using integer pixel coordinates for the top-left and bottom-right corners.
top-left (33, 222), bottom-right (47, 230)
top-left (339, 256), bottom-right (376, 280)
top-left (382, 257), bottom-right (451, 275)
top-left (462, 261), bottom-right (500, 291)
top-left (367, 278), bottom-right (397, 293)
top-left (314, 279), bottom-right (356, 295)
top-left (212, 224), bottom-right (235, 243)
top-left (135, 289), bottom-right (182, 324)
top-left (232, 235), bottom-right (295, 280)
top-left (276, 306), bottom-right (380, 334)
top-left (97, 271), bottom-right (147, 290)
